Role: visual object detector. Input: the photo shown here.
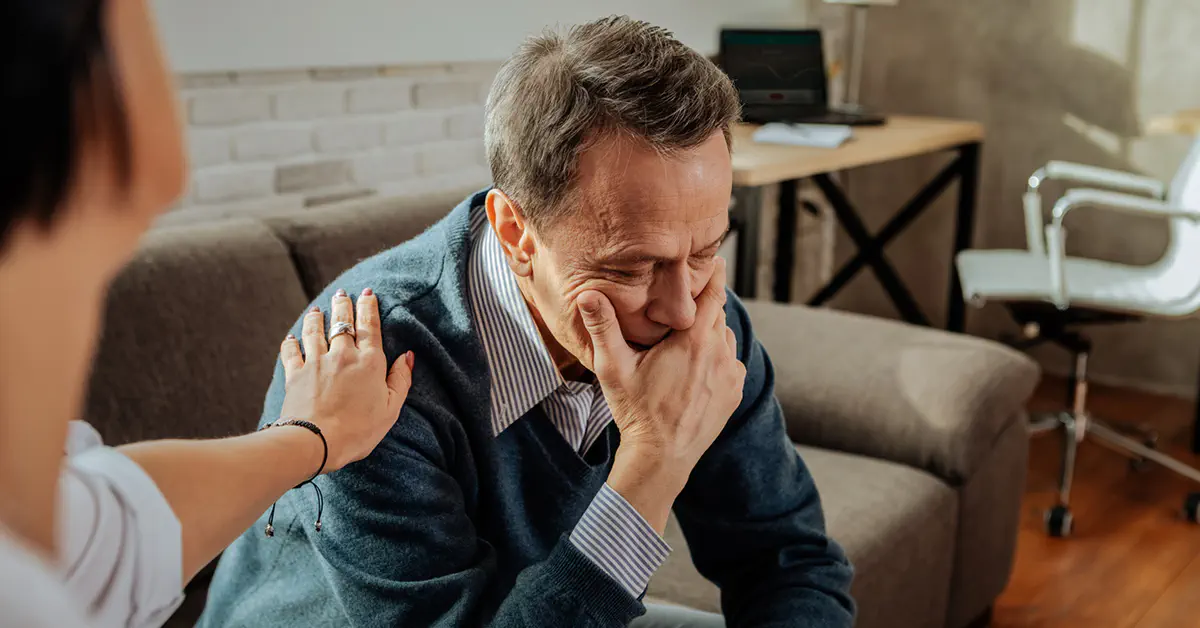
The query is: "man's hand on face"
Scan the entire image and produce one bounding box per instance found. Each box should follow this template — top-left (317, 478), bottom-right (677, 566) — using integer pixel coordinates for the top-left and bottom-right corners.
top-left (576, 257), bottom-right (746, 533)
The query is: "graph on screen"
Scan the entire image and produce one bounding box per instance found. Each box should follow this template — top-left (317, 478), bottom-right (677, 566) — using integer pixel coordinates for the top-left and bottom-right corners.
top-left (720, 31), bottom-right (827, 106)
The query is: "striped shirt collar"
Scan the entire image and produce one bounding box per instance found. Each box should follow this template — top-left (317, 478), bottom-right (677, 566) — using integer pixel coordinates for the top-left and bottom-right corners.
top-left (466, 207), bottom-right (580, 436)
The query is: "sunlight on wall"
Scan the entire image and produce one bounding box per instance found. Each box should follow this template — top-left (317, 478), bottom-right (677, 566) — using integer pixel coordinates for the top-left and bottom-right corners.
top-left (1069, 0), bottom-right (1135, 68)
top-left (1062, 111), bottom-right (1123, 156)
top-left (1130, 135), bottom-right (1194, 186)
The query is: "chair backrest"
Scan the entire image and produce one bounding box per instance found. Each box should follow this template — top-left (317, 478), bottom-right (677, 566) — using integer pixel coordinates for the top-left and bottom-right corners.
top-left (1153, 135), bottom-right (1200, 311)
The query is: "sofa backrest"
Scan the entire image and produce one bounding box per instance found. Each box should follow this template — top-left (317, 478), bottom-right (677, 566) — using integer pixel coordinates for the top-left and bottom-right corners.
top-left (82, 187), bottom-right (478, 446)
top-left (83, 219), bottom-right (310, 445)
top-left (263, 187), bottom-right (474, 298)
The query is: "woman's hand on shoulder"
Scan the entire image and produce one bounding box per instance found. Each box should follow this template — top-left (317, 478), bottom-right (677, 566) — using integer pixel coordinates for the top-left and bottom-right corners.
top-left (278, 288), bottom-right (414, 472)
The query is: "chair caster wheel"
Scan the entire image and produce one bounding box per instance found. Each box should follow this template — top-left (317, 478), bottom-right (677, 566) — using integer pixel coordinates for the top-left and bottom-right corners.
top-left (1045, 505), bottom-right (1073, 537)
top-left (1184, 493), bottom-right (1200, 523)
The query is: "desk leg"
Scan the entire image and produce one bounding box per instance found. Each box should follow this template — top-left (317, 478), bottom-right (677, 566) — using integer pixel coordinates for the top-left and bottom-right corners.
top-left (1193, 355), bottom-right (1200, 453)
top-left (946, 142), bottom-right (981, 333)
top-left (773, 179), bottom-right (799, 303)
top-left (732, 186), bottom-right (763, 299)
top-left (812, 174), bottom-right (930, 326)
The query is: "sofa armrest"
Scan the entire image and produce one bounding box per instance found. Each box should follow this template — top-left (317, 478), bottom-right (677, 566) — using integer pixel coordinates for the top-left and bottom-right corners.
top-left (743, 302), bottom-right (1040, 484)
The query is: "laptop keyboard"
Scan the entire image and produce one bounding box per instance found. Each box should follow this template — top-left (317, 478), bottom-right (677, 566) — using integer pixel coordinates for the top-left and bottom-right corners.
top-left (742, 106), bottom-right (885, 126)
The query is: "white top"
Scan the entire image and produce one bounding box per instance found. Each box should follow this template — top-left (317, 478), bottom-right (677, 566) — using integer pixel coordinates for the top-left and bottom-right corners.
top-left (57, 421), bottom-right (185, 628)
top-left (0, 523), bottom-right (94, 628)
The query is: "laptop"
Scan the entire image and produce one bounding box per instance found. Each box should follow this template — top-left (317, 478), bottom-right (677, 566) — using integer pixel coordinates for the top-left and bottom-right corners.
top-left (719, 28), bottom-right (885, 126)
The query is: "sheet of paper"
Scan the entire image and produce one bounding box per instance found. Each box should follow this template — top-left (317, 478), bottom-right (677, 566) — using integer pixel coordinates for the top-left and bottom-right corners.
top-left (752, 123), bottom-right (854, 148)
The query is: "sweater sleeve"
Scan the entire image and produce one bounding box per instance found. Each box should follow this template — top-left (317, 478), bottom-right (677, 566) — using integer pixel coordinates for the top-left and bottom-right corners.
top-left (671, 291), bottom-right (856, 627)
top-left (201, 349), bottom-right (647, 628)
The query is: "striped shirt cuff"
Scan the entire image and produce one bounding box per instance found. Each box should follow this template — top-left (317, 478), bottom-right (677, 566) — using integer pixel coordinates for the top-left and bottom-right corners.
top-left (569, 483), bottom-right (671, 598)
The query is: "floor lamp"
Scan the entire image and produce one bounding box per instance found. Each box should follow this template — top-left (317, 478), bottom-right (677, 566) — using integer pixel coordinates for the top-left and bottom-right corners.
top-left (823, 0), bottom-right (897, 113)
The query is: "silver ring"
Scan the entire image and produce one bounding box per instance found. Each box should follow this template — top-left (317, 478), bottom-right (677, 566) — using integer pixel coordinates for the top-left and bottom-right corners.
top-left (329, 321), bottom-right (356, 342)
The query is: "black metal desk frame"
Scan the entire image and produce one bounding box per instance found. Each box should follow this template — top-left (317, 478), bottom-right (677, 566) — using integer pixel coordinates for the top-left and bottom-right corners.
top-left (729, 141), bottom-right (982, 334)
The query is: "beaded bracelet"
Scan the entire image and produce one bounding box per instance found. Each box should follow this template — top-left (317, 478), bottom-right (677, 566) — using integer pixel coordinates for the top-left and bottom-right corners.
top-left (259, 418), bottom-right (327, 537)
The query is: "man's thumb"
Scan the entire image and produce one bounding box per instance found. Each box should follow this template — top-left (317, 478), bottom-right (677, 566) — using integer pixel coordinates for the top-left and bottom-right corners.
top-left (577, 291), bottom-right (630, 369)
top-left (578, 290), bottom-right (614, 332)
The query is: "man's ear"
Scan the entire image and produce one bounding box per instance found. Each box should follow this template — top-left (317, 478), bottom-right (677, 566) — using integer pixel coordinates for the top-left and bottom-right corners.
top-left (485, 189), bottom-right (537, 277)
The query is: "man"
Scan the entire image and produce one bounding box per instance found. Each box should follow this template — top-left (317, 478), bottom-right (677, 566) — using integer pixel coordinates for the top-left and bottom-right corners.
top-left (202, 16), bottom-right (854, 628)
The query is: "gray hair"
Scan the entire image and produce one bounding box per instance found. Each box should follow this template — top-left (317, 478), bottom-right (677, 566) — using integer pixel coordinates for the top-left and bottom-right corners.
top-left (484, 15), bottom-right (741, 229)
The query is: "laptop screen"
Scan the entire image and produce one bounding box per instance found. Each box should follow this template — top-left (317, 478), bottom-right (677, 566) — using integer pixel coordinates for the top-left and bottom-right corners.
top-left (719, 30), bottom-right (828, 108)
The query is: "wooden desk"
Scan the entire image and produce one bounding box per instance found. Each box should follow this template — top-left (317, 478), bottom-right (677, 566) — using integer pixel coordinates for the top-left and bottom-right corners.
top-left (728, 115), bottom-right (984, 332)
top-left (1147, 109), bottom-right (1200, 135)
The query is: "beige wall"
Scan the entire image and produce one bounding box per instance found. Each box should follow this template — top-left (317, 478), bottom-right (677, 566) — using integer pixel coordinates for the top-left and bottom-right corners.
top-left (809, 0), bottom-right (1200, 397)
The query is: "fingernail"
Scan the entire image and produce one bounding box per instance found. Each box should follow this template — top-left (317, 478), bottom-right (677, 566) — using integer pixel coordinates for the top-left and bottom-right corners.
top-left (310, 305), bottom-right (320, 313)
top-left (335, 288), bottom-right (347, 298)
top-left (362, 287), bottom-right (373, 296)
top-left (404, 351), bottom-right (415, 370)
top-left (578, 299), bottom-right (598, 315)
top-left (286, 333), bottom-right (296, 340)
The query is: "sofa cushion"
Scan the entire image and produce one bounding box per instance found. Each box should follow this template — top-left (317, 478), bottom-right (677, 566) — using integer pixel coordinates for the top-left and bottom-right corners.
top-left (743, 301), bottom-right (1039, 485)
top-left (647, 445), bottom-right (957, 628)
top-left (83, 219), bottom-right (310, 445)
top-left (263, 187), bottom-right (480, 298)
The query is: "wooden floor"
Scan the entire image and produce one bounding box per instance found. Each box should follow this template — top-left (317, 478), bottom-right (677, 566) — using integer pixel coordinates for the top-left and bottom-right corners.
top-left (994, 378), bottom-right (1200, 627)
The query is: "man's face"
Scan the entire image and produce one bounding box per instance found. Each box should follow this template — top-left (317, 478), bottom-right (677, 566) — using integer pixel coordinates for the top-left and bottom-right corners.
top-left (491, 130), bottom-right (732, 373)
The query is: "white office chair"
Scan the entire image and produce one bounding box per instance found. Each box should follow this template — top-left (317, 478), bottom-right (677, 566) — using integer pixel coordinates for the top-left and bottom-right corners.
top-left (955, 136), bottom-right (1200, 537)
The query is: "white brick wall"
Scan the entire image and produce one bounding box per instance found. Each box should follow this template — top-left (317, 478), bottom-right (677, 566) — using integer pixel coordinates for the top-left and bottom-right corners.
top-left (189, 90), bottom-right (271, 125)
top-left (353, 149), bottom-right (418, 186)
top-left (193, 165), bottom-right (275, 203)
top-left (272, 84), bottom-right (346, 121)
top-left (235, 70), bottom-right (310, 86)
top-left (418, 140), bottom-right (482, 175)
top-left (347, 79), bottom-right (414, 113)
top-left (446, 107), bottom-right (485, 140)
top-left (314, 119), bottom-right (385, 153)
top-left (180, 73), bottom-right (233, 89)
top-left (186, 130), bottom-right (231, 168)
top-left (386, 111), bottom-right (447, 146)
top-left (170, 63), bottom-right (497, 223)
top-left (276, 159), bottom-right (352, 193)
top-left (233, 125), bottom-right (311, 161)
top-left (414, 80), bottom-right (481, 109)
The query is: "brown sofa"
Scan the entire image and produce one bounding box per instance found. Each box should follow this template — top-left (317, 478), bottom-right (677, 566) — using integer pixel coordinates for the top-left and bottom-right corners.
top-left (84, 188), bottom-right (1039, 627)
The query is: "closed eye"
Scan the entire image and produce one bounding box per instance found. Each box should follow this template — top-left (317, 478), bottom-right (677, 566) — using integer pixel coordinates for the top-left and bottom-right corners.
top-left (692, 226), bottom-right (731, 259)
top-left (605, 264), bottom-right (654, 281)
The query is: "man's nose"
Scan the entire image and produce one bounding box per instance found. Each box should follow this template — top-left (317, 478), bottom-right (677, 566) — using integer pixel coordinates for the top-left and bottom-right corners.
top-left (645, 266), bottom-right (697, 330)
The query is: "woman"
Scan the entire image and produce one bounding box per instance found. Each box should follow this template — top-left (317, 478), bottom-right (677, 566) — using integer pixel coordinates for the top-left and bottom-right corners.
top-left (0, 1), bottom-right (412, 626)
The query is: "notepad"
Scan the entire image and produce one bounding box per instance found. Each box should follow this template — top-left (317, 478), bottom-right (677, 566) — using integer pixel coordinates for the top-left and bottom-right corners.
top-left (752, 123), bottom-right (853, 148)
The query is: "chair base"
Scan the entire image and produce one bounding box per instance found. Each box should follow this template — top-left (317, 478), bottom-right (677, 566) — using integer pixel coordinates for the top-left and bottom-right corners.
top-left (1031, 411), bottom-right (1200, 536)
top-left (1003, 300), bottom-right (1200, 536)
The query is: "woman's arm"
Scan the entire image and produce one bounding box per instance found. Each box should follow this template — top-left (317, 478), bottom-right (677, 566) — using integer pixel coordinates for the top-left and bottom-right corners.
top-left (60, 289), bottom-right (413, 626)
top-left (118, 289), bottom-right (413, 583)
top-left (118, 423), bottom-right (328, 584)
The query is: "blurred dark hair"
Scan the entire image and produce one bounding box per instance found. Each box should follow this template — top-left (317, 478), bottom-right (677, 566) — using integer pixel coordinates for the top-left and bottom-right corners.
top-left (0, 0), bottom-right (130, 250)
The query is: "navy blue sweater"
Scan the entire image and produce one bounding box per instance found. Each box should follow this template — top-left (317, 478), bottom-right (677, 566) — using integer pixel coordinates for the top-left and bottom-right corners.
top-left (200, 190), bottom-right (855, 627)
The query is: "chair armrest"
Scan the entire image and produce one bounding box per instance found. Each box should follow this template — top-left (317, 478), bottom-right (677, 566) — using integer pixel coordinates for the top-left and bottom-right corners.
top-left (744, 302), bottom-right (1040, 484)
top-left (1032, 161), bottom-right (1166, 199)
top-left (1050, 187), bottom-right (1198, 222)
top-left (1043, 188), bottom-right (1199, 307)
top-left (1022, 162), bottom-right (1166, 255)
